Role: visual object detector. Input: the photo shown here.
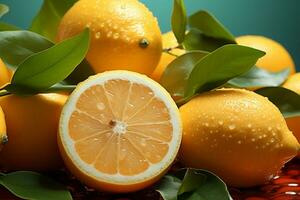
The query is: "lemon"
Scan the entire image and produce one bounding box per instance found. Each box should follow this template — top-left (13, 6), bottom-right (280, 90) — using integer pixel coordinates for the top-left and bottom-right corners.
top-left (179, 88), bottom-right (299, 187)
top-left (57, 0), bottom-right (162, 76)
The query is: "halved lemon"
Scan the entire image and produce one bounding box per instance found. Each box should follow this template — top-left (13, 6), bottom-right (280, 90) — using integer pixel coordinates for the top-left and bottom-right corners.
top-left (58, 70), bottom-right (182, 192)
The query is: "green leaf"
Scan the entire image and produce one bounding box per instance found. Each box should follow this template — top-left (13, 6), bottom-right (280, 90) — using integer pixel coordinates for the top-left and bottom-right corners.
top-left (160, 51), bottom-right (208, 100)
top-left (30, 0), bottom-right (77, 41)
top-left (189, 11), bottom-right (236, 42)
top-left (228, 67), bottom-right (290, 88)
top-left (0, 171), bottom-right (72, 200)
top-left (0, 22), bottom-right (19, 31)
top-left (7, 29), bottom-right (90, 94)
top-left (156, 175), bottom-right (182, 200)
top-left (183, 29), bottom-right (234, 52)
top-left (172, 0), bottom-right (187, 43)
top-left (179, 169), bottom-right (231, 200)
top-left (156, 169), bottom-right (231, 200)
top-left (255, 87), bottom-right (300, 118)
top-left (185, 44), bottom-right (265, 100)
top-left (0, 4), bottom-right (9, 18)
top-left (0, 31), bottom-right (53, 69)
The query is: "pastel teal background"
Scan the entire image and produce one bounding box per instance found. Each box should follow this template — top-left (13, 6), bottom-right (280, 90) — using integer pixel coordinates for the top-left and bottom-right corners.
top-left (1, 0), bottom-right (300, 70)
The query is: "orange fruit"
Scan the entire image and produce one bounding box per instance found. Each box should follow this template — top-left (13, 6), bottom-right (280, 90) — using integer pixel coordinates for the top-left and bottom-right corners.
top-left (0, 59), bottom-right (11, 87)
top-left (58, 70), bottom-right (182, 193)
top-left (151, 31), bottom-right (185, 82)
top-left (179, 88), bottom-right (299, 187)
top-left (283, 73), bottom-right (300, 143)
top-left (236, 35), bottom-right (295, 75)
top-left (57, 0), bottom-right (162, 76)
top-left (0, 93), bottom-right (68, 171)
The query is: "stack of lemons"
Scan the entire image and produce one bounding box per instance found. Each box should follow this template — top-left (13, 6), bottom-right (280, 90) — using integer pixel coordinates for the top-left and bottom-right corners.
top-left (0, 0), bottom-right (299, 195)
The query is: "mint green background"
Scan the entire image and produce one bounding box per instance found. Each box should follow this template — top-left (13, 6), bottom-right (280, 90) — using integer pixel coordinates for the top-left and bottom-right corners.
top-left (1, 0), bottom-right (300, 70)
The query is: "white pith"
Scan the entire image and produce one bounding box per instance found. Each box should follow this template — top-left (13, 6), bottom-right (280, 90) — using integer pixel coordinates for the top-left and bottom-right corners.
top-left (59, 70), bottom-right (182, 184)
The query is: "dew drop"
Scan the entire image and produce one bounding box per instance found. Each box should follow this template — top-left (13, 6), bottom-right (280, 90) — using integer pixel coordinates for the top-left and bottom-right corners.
top-left (97, 102), bottom-right (105, 110)
top-left (95, 32), bottom-right (101, 39)
top-left (218, 121), bottom-right (224, 125)
top-left (107, 31), bottom-right (113, 38)
top-left (204, 122), bottom-right (209, 127)
top-left (228, 124), bottom-right (236, 130)
top-left (247, 124), bottom-right (252, 128)
top-left (113, 33), bottom-right (120, 39)
top-left (268, 126), bottom-right (272, 131)
top-left (237, 140), bottom-right (242, 144)
top-left (251, 138), bottom-right (256, 142)
top-left (86, 22), bottom-right (92, 28)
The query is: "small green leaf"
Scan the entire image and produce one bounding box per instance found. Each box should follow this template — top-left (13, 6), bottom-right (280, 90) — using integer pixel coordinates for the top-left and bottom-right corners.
top-left (189, 10), bottom-right (236, 42)
top-left (185, 44), bottom-right (265, 100)
top-left (30, 0), bottom-right (77, 41)
top-left (179, 169), bottom-right (231, 200)
top-left (0, 31), bottom-right (53, 69)
top-left (172, 0), bottom-right (187, 43)
top-left (156, 175), bottom-right (182, 200)
top-left (0, 22), bottom-right (19, 31)
top-left (8, 29), bottom-right (90, 94)
top-left (0, 171), bottom-right (72, 200)
top-left (255, 87), bottom-right (300, 118)
top-left (0, 4), bottom-right (9, 18)
top-left (160, 51), bottom-right (208, 100)
top-left (183, 29), bottom-right (234, 52)
top-left (156, 169), bottom-right (231, 200)
top-left (228, 67), bottom-right (290, 88)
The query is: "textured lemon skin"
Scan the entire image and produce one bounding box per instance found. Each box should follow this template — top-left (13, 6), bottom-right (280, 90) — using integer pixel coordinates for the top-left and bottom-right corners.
top-left (236, 35), bottom-right (295, 75)
top-left (283, 73), bottom-right (300, 143)
top-left (57, 0), bottom-right (162, 75)
top-left (179, 88), bottom-right (300, 188)
top-left (151, 31), bottom-right (185, 82)
top-left (0, 94), bottom-right (68, 171)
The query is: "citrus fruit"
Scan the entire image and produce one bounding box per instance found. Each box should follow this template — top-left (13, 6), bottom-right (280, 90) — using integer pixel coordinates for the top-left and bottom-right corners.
top-left (283, 73), bottom-right (300, 143)
top-left (0, 93), bottom-right (68, 171)
top-left (57, 0), bottom-right (162, 76)
top-left (0, 106), bottom-right (7, 152)
top-left (0, 59), bottom-right (11, 87)
top-left (179, 88), bottom-right (299, 188)
top-left (58, 70), bottom-right (182, 192)
top-left (236, 35), bottom-right (295, 74)
top-left (151, 31), bottom-right (185, 82)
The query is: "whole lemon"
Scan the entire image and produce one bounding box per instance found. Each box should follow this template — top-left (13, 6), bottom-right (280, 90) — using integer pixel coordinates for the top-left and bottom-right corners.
top-left (151, 31), bottom-right (185, 82)
top-left (179, 88), bottom-right (299, 187)
top-left (0, 93), bottom-right (67, 171)
top-left (57, 0), bottom-right (162, 75)
top-left (236, 35), bottom-right (295, 75)
top-left (283, 73), bottom-right (300, 143)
